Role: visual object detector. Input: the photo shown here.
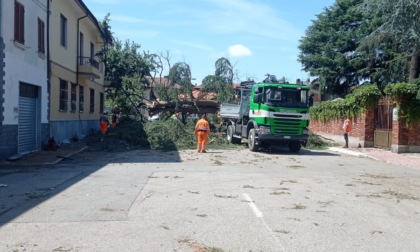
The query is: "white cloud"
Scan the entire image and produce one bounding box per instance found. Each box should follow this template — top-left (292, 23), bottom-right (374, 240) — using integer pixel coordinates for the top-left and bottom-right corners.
top-left (228, 44), bottom-right (252, 57)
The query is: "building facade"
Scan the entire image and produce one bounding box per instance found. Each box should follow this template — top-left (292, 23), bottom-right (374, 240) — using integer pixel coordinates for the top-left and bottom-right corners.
top-left (49, 0), bottom-right (105, 144)
top-left (0, 0), bottom-right (49, 159)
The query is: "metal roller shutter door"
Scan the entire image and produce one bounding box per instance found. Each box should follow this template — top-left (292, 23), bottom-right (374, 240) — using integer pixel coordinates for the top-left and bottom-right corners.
top-left (18, 96), bottom-right (37, 153)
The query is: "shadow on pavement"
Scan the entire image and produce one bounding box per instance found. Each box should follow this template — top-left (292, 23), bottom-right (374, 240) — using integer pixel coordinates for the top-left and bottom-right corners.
top-left (257, 146), bottom-right (339, 156)
top-left (0, 143), bottom-right (183, 227)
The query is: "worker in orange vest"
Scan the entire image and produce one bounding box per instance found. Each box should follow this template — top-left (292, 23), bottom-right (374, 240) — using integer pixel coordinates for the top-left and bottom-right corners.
top-left (194, 114), bottom-right (211, 153)
top-left (342, 114), bottom-right (352, 148)
top-left (99, 111), bottom-right (109, 134)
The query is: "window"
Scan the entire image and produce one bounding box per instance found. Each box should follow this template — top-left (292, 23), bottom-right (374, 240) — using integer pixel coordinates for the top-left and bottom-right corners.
top-left (79, 86), bottom-right (84, 112)
top-left (60, 14), bottom-right (67, 47)
top-left (71, 83), bottom-right (77, 112)
top-left (89, 88), bottom-right (94, 113)
top-left (99, 92), bottom-right (104, 113)
top-left (59, 79), bottom-right (68, 111)
top-left (14, 0), bottom-right (25, 44)
top-left (90, 42), bottom-right (95, 59)
top-left (79, 32), bottom-right (84, 64)
top-left (38, 18), bottom-right (45, 54)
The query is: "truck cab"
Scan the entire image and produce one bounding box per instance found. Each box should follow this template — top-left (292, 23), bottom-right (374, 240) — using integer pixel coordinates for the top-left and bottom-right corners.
top-left (220, 76), bottom-right (311, 152)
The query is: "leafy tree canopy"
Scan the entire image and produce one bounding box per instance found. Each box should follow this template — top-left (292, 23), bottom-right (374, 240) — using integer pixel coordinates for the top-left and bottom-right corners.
top-left (360, 0), bottom-right (420, 82)
top-left (201, 57), bottom-right (235, 103)
top-left (104, 39), bottom-right (153, 115)
top-left (299, 0), bottom-right (375, 98)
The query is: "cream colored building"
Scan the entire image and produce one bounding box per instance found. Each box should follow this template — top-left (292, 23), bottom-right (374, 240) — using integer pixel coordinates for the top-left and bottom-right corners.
top-left (49, 0), bottom-right (105, 143)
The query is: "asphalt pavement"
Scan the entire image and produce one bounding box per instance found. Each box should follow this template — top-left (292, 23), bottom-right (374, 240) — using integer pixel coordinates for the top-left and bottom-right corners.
top-left (1, 147), bottom-right (420, 251)
top-left (1, 142), bottom-right (419, 169)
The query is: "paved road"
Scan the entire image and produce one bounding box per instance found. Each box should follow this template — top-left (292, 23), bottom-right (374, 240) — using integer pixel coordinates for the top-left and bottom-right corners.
top-left (1, 148), bottom-right (420, 252)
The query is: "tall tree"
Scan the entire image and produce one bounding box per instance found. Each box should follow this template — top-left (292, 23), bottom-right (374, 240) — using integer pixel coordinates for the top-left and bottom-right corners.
top-left (298, 0), bottom-right (376, 98)
top-left (104, 39), bottom-right (152, 115)
top-left (201, 57), bottom-right (235, 103)
top-left (97, 13), bottom-right (114, 61)
top-left (215, 57), bottom-right (234, 85)
top-left (168, 62), bottom-right (193, 101)
top-left (361, 0), bottom-right (420, 82)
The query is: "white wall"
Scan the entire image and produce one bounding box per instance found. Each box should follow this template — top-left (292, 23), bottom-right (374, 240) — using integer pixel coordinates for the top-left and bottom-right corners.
top-left (2, 0), bottom-right (48, 125)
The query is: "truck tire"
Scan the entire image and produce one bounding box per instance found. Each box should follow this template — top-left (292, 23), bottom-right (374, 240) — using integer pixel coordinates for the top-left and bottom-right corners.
top-left (227, 125), bottom-right (241, 144)
top-left (289, 142), bottom-right (301, 153)
top-left (248, 129), bottom-right (258, 152)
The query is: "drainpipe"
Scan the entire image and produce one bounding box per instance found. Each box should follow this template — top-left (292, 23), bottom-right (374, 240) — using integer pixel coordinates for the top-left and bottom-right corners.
top-left (47, 0), bottom-right (51, 134)
top-left (76, 14), bottom-right (88, 87)
top-left (77, 11), bottom-right (88, 138)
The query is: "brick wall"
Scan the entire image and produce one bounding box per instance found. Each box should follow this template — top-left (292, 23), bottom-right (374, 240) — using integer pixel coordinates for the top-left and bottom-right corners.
top-left (408, 123), bottom-right (420, 146)
top-left (391, 118), bottom-right (420, 153)
top-left (392, 120), bottom-right (408, 146)
top-left (310, 108), bottom-right (376, 147)
top-left (310, 106), bottom-right (420, 153)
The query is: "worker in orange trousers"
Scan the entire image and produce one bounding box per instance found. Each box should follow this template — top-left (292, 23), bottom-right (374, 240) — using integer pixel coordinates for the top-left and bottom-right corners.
top-left (194, 114), bottom-right (211, 153)
top-left (99, 111), bottom-right (109, 134)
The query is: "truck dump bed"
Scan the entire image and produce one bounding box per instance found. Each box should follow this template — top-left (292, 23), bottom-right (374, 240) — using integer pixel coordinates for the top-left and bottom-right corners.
top-left (220, 103), bottom-right (240, 119)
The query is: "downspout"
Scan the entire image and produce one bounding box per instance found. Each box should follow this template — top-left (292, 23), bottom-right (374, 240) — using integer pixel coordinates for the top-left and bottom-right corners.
top-left (47, 0), bottom-right (51, 135)
top-left (76, 14), bottom-right (88, 87)
top-left (77, 13), bottom-right (88, 137)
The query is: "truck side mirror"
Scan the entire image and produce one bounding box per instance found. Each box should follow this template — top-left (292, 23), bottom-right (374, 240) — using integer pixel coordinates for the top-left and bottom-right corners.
top-left (253, 94), bottom-right (261, 103)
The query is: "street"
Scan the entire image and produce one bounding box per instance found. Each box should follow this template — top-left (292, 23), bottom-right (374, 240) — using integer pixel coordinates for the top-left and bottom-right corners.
top-left (1, 148), bottom-right (420, 252)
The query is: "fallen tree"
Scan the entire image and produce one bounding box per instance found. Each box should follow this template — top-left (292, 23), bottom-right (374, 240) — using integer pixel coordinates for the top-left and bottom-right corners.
top-left (146, 100), bottom-right (220, 116)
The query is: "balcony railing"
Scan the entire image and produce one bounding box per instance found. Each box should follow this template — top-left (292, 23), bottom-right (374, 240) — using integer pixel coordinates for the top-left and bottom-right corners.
top-left (79, 57), bottom-right (99, 69)
top-left (78, 57), bottom-right (101, 79)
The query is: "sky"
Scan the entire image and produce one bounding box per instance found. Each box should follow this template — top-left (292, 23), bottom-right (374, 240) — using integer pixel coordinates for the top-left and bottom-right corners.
top-left (84, 0), bottom-right (336, 85)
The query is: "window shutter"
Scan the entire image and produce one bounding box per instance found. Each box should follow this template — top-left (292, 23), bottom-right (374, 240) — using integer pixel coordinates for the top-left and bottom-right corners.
top-left (37, 19), bottom-right (45, 53)
top-left (42, 21), bottom-right (45, 53)
top-left (14, 1), bottom-right (25, 44)
top-left (14, 2), bottom-right (19, 41)
top-left (21, 7), bottom-right (25, 44)
top-left (38, 19), bottom-right (41, 52)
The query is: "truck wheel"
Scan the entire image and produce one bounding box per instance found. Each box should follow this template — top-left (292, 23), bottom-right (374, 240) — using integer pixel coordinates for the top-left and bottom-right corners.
top-left (248, 129), bottom-right (258, 152)
top-left (289, 142), bottom-right (301, 153)
top-left (227, 125), bottom-right (241, 144)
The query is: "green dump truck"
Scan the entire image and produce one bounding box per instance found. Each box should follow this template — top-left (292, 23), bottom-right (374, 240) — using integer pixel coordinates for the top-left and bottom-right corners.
top-left (220, 76), bottom-right (312, 152)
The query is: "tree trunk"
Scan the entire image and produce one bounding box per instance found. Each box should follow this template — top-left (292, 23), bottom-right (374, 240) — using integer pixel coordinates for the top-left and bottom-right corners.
top-left (409, 46), bottom-right (420, 82)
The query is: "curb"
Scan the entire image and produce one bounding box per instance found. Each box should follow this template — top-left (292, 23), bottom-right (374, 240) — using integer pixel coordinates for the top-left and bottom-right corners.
top-left (328, 147), bottom-right (378, 160)
top-left (45, 146), bottom-right (90, 165)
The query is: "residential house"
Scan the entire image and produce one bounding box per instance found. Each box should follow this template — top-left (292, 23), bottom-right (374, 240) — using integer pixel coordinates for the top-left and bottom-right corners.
top-left (0, 0), bottom-right (49, 159)
top-left (49, 0), bottom-right (105, 144)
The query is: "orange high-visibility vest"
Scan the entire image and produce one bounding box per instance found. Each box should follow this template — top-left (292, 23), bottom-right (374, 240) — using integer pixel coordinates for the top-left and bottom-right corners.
top-left (194, 119), bottom-right (210, 135)
top-left (343, 118), bottom-right (352, 132)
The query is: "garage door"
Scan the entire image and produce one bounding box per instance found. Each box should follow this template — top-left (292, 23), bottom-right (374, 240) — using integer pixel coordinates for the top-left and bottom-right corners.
top-left (18, 84), bottom-right (39, 154)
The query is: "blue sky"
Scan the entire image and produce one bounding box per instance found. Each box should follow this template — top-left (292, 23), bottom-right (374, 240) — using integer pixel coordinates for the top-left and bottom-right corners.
top-left (84, 0), bottom-right (336, 85)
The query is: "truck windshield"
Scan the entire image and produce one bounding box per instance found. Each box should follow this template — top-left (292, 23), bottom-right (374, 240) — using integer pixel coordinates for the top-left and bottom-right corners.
top-left (264, 87), bottom-right (309, 108)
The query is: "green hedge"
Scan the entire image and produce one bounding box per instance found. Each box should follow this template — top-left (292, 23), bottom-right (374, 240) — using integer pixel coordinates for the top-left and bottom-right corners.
top-left (384, 83), bottom-right (420, 124)
top-left (310, 84), bottom-right (381, 122)
top-left (310, 82), bottom-right (420, 124)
